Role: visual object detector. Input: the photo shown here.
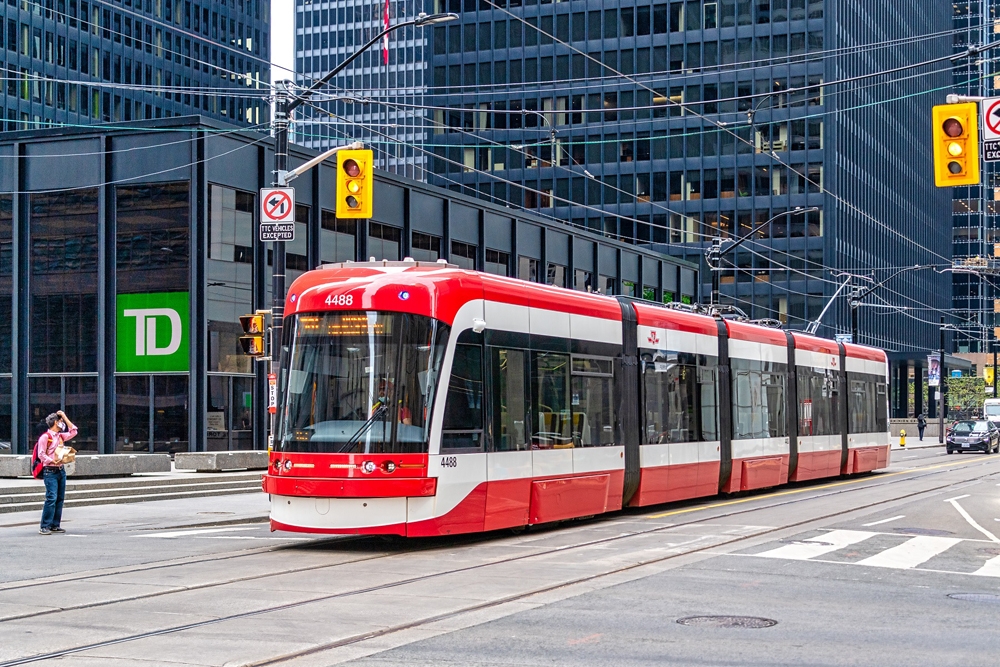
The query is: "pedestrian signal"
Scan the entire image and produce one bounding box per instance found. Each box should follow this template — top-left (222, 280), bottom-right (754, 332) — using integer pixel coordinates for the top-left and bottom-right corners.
top-left (239, 313), bottom-right (266, 356)
top-left (933, 103), bottom-right (980, 187)
top-left (336, 149), bottom-right (373, 219)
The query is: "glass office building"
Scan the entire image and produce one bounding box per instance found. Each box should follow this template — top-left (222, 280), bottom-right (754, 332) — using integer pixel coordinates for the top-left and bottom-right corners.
top-left (417, 0), bottom-right (954, 355)
top-left (0, 0), bottom-right (270, 131)
top-left (0, 116), bottom-right (696, 454)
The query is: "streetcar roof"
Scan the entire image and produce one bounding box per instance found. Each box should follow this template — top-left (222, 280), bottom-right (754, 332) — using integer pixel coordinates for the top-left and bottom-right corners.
top-left (284, 263), bottom-right (887, 364)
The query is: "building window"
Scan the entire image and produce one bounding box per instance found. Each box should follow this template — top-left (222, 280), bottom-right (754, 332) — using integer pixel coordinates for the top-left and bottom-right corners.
top-left (369, 222), bottom-right (401, 261)
top-left (451, 240), bottom-right (477, 270)
top-left (546, 262), bottom-right (566, 288)
top-left (411, 231), bottom-right (441, 262)
top-left (519, 256), bottom-right (538, 282)
top-left (574, 269), bottom-right (594, 292)
top-left (485, 249), bottom-right (509, 276)
top-left (208, 185), bottom-right (255, 374)
top-left (320, 211), bottom-right (355, 264)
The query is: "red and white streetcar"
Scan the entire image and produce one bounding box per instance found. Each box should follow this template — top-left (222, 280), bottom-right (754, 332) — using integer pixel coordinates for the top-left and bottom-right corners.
top-left (264, 260), bottom-right (890, 536)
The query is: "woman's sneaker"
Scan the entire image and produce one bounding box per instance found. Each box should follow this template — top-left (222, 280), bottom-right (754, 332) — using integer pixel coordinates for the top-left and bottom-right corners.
top-left (50, 527), bottom-right (65, 533)
top-left (38, 528), bottom-right (51, 535)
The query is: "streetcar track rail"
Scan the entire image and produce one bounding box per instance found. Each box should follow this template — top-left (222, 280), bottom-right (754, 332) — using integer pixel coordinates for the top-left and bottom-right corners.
top-left (1, 456), bottom-right (997, 667)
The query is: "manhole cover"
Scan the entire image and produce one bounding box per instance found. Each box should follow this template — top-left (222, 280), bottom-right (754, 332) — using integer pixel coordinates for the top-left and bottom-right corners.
top-left (676, 616), bottom-right (777, 629)
top-left (197, 512), bottom-right (235, 515)
top-left (949, 593), bottom-right (1000, 604)
top-left (894, 527), bottom-right (954, 537)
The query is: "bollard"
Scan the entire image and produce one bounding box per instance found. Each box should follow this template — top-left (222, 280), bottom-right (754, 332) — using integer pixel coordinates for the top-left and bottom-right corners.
top-left (900, 429), bottom-right (906, 448)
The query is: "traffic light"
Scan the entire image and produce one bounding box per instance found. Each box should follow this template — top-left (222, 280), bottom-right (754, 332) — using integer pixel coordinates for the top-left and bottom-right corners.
top-left (239, 313), bottom-right (266, 356)
top-left (336, 149), bottom-right (374, 219)
top-left (933, 102), bottom-right (980, 187)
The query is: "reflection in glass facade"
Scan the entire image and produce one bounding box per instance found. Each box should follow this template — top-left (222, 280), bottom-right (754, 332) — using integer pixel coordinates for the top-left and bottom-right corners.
top-left (0, 0), bottom-right (269, 132)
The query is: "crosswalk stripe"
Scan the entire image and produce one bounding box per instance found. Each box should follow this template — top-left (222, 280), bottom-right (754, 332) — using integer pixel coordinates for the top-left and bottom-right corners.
top-left (756, 529), bottom-right (877, 560)
top-left (973, 555), bottom-right (1000, 576)
top-left (855, 536), bottom-right (962, 569)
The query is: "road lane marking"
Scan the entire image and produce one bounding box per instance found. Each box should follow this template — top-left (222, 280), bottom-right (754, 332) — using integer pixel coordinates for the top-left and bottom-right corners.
top-left (755, 529), bottom-right (877, 560)
top-left (862, 515), bottom-right (905, 527)
top-left (724, 552), bottom-right (1000, 578)
top-left (855, 536), bottom-right (962, 569)
top-left (974, 555), bottom-right (1000, 576)
top-left (137, 526), bottom-right (260, 539)
top-left (946, 497), bottom-right (1000, 544)
top-left (944, 494), bottom-right (971, 502)
top-left (645, 456), bottom-right (988, 520)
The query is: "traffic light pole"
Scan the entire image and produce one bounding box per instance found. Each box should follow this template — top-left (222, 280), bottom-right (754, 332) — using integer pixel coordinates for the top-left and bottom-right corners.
top-left (263, 12), bottom-right (457, 449)
top-left (939, 316), bottom-right (946, 444)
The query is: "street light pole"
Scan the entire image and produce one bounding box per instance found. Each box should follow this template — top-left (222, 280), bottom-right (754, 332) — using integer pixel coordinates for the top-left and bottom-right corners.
top-left (265, 12), bottom-right (457, 446)
top-left (705, 207), bottom-right (819, 311)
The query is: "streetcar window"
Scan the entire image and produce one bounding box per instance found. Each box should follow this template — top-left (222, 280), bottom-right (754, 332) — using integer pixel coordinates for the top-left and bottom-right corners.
top-left (796, 367), bottom-right (839, 437)
top-left (532, 352), bottom-right (573, 448)
top-left (731, 359), bottom-right (787, 440)
top-left (847, 372), bottom-right (886, 433)
top-left (571, 356), bottom-right (615, 447)
top-left (278, 312), bottom-right (449, 453)
top-left (641, 352), bottom-right (718, 444)
top-left (441, 342), bottom-right (485, 450)
top-left (492, 348), bottom-right (528, 451)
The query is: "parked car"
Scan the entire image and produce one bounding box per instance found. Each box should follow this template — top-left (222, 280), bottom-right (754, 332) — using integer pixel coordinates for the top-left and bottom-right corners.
top-left (946, 420), bottom-right (1000, 455)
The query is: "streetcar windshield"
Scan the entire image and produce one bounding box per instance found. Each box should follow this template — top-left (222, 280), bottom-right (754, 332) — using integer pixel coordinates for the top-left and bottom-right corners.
top-left (279, 312), bottom-right (450, 453)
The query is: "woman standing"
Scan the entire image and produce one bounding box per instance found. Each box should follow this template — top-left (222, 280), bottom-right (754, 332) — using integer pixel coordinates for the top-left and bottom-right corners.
top-left (37, 410), bottom-right (78, 535)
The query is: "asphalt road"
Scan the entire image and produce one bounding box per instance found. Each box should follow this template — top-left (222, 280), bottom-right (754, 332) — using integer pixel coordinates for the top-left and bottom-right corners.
top-left (3, 444), bottom-right (999, 667)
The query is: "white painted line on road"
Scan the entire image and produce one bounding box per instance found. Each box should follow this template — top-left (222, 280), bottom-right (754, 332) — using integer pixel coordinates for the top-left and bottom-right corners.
top-left (137, 526), bottom-right (260, 539)
top-left (974, 555), bottom-right (1000, 577)
top-left (192, 536), bottom-right (312, 541)
top-left (944, 494), bottom-right (971, 502)
top-left (947, 497), bottom-right (1000, 544)
top-left (724, 552), bottom-right (1000, 578)
top-left (862, 515), bottom-right (905, 527)
top-left (756, 529), bottom-right (877, 560)
top-left (899, 456), bottom-right (917, 460)
top-left (855, 536), bottom-right (962, 569)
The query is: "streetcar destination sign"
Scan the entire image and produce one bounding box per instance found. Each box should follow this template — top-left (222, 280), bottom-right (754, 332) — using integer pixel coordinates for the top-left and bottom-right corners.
top-left (260, 187), bottom-right (296, 241)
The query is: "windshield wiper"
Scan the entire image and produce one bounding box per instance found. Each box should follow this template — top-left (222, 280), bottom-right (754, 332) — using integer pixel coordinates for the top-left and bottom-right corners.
top-left (338, 404), bottom-right (388, 453)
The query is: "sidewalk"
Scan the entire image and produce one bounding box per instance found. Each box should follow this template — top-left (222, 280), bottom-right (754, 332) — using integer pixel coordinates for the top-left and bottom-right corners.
top-left (891, 436), bottom-right (944, 450)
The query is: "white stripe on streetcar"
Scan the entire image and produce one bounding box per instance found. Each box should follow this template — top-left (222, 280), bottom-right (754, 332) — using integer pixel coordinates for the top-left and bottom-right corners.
top-left (862, 515), bottom-right (905, 527)
top-left (855, 536), bottom-right (962, 569)
top-left (755, 529), bottom-right (877, 560)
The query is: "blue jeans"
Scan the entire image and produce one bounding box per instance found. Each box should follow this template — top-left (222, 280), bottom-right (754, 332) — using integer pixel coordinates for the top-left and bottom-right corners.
top-left (40, 467), bottom-right (66, 530)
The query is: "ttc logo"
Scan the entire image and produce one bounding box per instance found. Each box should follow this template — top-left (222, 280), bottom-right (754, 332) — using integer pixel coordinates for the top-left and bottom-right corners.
top-left (117, 292), bottom-right (189, 372)
top-left (647, 330), bottom-right (660, 346)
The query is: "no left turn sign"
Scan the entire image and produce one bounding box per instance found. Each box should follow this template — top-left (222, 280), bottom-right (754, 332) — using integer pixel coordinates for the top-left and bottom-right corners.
top-left (260, 188), bottom-right (295, 222)
top-left (983, 98), bottom-right (1000, 140)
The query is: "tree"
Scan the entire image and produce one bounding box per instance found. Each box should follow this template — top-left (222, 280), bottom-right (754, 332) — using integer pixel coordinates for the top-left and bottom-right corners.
top-left (945, 376), bottom-right (986, 419)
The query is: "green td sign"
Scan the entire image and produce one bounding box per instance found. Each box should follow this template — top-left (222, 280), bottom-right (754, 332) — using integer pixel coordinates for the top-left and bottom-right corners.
top-left (117, 292), bottom-right (190, 372)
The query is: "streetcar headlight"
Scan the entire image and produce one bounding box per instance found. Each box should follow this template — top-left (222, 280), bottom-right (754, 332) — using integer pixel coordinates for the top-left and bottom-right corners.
top-left (283, 460), bottom-right (292, 471)
top-left (382, 461), bottom-right (396, 473)
top-left (361, 460), bottom-right (376, 474)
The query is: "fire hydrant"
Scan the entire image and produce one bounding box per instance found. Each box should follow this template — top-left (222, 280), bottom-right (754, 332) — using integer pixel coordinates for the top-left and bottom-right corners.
top-left (900, 429), bottom-right (906, 448)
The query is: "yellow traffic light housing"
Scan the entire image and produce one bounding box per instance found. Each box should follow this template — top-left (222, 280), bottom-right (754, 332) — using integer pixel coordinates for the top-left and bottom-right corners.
top-left (239, 313), bottom-right (266, 357)
top-left (336, 149), bottom-right (373, 219)
top-left (933, 103), bottom-right (980, 187)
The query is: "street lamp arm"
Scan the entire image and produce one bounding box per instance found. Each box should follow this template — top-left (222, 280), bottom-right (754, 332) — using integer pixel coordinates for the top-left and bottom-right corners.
top-left (854, 264), bottom-right (935, 303)
top-left (718, 206), bottom-right (819, 259)
top-left (278, 141), bottom-right (364, 186)
top-left (286, 12), bottom-right (458, 114)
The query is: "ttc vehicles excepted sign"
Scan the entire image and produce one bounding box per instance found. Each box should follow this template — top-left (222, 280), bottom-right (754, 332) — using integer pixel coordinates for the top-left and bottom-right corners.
top-left (259, 187), bottom-right (296, 241)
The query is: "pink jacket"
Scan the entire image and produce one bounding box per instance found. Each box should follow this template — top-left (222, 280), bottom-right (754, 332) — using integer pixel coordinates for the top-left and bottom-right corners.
top-left (35, 427), bottom-right (78, 467)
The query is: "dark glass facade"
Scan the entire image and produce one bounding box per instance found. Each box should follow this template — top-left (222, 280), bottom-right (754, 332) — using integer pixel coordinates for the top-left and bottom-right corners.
top-left (0, 116), bottom-right (696, 454)
top-left (0, 0), bottom-right (270, 131)
top-left (415, 0), bottom-right (952, 353)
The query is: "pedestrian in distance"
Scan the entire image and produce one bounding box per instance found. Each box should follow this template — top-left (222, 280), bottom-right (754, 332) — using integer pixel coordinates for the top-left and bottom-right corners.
top-left (917, 412), bottom-right (927, 442)
top-left (36, 410), bottom-right (78, 535)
